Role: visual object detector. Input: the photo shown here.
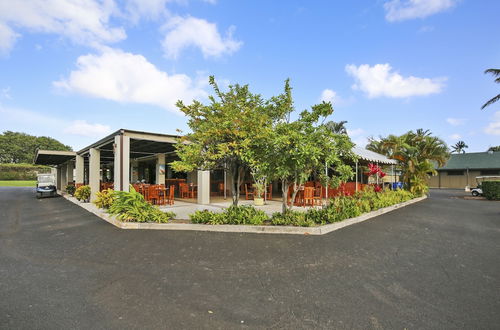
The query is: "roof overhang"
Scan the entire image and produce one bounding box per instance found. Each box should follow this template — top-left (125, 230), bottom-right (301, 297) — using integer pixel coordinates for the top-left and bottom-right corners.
top-left (34, 150), bottom-right (76, 166)
top-left (353, 146), bottom-right (397, 165)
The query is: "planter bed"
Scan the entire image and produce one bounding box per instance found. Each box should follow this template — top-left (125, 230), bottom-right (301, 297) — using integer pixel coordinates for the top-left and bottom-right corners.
top-left (61, 192), bottom-right (427, 235)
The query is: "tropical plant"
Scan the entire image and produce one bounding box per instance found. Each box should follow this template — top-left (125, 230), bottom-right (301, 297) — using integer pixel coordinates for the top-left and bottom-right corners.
top-left (74, 185), bottom-right (91, 202)
top-left (65, 184), bottom-right (76, 196)
top-left (190, 205), bottom-right (268, 225)
top-left (487, 146), bottom-right (500, 152)
top-left (452, 140), bottom-right (468, 154)
top-left (367, 129), bottom-right (449, 196)
top-left (481, 68), bottom-right (500, 110)
top-left (482, 181), bottom-right (500, 200)
top-left (108, 186), bottom-right (175, 223)
top-left (93, 188), bottom-right (116, 209)
top-left (325, 120), bottom-right (348, 135)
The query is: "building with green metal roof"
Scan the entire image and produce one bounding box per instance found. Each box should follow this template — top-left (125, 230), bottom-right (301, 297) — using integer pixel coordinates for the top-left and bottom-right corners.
top-left (429, 151), bottom-right (500, 189)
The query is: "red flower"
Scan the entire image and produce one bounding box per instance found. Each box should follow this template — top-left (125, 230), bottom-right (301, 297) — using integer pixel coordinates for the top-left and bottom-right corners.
top-left (379, 171), bottom-right (386, 178)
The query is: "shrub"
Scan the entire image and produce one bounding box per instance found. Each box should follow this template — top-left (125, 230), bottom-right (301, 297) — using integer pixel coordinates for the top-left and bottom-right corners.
top-left (0, 163), bottom-right (51, 180)
top-left (482, 181), bottom-right (500, 200)
top-left (65, 184), bottom-right (76, 196)
top-left (190, 205), bottom-right (268, 225)
top-left (108, 186), bottom-right (175, 223)
top-left (93, 188), bottom-right (115, 209)
top-left (74, 185), bottom-right (91, 202)
top-left (270, 211), bottom-right (315, 227)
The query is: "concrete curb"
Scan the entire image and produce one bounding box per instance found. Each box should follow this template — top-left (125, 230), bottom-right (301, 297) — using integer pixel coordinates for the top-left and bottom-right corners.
top-left (61, 193), bottom-right (427, 235)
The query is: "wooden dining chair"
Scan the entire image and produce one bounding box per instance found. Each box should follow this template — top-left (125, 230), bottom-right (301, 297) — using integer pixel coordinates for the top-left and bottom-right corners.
top-left (245, 184), bottom-right (254, 200)
top-left (148, 185), bottom-right (159, 205)
top-left (167, 185), bottom-right (175, 205)
top-left (218, 182), bottom-right (225, 196)
top-left (179, 183), bottom-right (189, 198)
top-left (265, 184), bottom-right (272, 200)
top-left (303, 187), bottom-right (315, 207)
top-left (313, 186), bottom-right (323, 206)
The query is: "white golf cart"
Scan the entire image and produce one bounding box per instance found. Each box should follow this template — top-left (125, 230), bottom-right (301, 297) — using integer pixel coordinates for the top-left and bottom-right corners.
top-left (36, 173), bottom-right (57, 198)
top-left (470, 176), bottom-right (500, 196)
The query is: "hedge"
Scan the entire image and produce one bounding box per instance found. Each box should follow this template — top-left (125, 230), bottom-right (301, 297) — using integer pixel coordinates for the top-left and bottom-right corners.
top-left (482, 181), bottom-right (500, 200)
top-left (0, 163), bottom-right (51, 180)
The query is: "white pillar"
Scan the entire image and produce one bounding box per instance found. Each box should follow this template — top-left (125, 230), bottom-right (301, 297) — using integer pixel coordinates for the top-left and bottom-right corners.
top-left (75, 155), bottom-right (84, 185)
top-left (156, 154), bottom-right (165, 184)
top-left (66, 161), bottom-right (74, 184)
top-left (355, 160), bottom-right (358, 192)
top-left (114, 135), bottom-right (130, 192)
top-left (197, 170), bottom-right (210, 205)
top-left (89, 148), bottom-right (100, 202)
top-left (61, 163), bottom-right (68, 190)
top-left (56, 166), bottom-right (62, 190)
top-left (131, 159), bottom-right (139, 183)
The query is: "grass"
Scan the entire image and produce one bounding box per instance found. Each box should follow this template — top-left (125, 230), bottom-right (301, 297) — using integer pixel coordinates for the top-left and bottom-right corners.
top-left (0, 180), bottom-right (37, 187)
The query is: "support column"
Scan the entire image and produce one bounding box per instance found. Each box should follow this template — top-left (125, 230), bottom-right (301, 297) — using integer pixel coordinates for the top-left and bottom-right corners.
top-left (61, 163), bottom-right (68, 190)
top-left (114, 135), bottom-right (130, 191)
top-left (56, 166), bottom-right (62, 190)
top-left (89, 148), bottom-right (100, 202)
top-left (66, 161), bottom-right (74, 185)
top-left (197, 170), bottom-right (210, 205)
top-left (355, 160), bottom-right (358, 192)
top-left (131, 159), bottom-right (139, 183)
top-left (75, 155), bottom-right (84, 185)
top-left (156, 154), bottom-right (165, 184)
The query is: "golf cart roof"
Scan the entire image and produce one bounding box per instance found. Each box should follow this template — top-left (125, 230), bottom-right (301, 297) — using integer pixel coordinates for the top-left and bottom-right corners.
top-left (475, 176), bottom-right (500, 180)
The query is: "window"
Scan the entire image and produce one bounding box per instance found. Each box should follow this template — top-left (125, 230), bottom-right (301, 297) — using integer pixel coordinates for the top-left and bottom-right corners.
top-left (480, 170), bottom-right (500, 175)
top-left (447, 170), bottom-right (464, 176)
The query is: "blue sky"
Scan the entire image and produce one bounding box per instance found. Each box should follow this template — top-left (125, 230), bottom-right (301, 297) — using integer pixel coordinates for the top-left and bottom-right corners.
top-left (0, 0), bottom-right (499, 151)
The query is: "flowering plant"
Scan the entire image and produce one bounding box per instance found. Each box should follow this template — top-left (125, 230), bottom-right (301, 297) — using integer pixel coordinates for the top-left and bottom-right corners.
top-left (365, 163), bottom-right (386, 192)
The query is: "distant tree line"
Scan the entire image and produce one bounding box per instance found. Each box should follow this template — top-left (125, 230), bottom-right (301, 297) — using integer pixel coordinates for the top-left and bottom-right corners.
top-left (0, 131), bottom-right (72, 164)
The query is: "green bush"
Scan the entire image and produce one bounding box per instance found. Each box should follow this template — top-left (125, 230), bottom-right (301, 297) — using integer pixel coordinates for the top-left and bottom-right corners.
top-left (65, 184), bottom-right (76, 196)
top-left (270, 211), bottom-right (315, 227)
top-left (482, 181), bottom-right (500, 200)
top-left (74, 185), bottom-right (91, 202)
top-left (190, 205), bottom-right (268, 225)
top-left (0, 163), bottom-right (50, 180)
top-left (108, 186), bottom-right (175, 223)
top-left (93, 188), bottom-right (116, 209)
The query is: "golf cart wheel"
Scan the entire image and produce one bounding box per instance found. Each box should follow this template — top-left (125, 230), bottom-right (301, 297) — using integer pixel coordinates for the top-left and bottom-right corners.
top-left (36, 193), bottom-right (41, 199)
top-left (471, 191), bottom-right (479, 197)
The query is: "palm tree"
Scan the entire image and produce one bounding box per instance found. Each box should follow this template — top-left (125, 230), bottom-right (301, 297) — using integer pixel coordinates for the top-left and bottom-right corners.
top-left (325, 120), bottom-right (348, 135)
top-left (488, 146), bottom-right (500, 152)
top-left (452, 140), bottom-right (468, 154)
top-left (481, 68), bottom-right (500, 109)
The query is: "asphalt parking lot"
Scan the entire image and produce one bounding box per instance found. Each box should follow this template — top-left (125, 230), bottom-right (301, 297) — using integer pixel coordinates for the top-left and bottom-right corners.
top-left (0, 187), bottom-right (499, 329)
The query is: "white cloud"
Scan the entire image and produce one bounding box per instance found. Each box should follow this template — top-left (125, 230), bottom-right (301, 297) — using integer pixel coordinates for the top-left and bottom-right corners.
top-left (63, 120), bottom-right (112, 138)
top-left (54, 48), bottom-right (207, 113)
top-left (1, 87), bottom-right (11, 99)
top-left (320, 89), bottom-right (337, 103)
top-left (162, 16), bottom-right (242, 59)
top-left (484, 111), bottom-right (500, 136)
top-left (384, 0), bottom-right (457, 22)
top-left (345, 63), bottom-right (445, 98)
top-left (449, 133), bottom-right (461, 140)
top-left (124, 0), bottom-right (170, 22)
top-left (446, 117), bottom-right (466, 126)
top-left (0, 0), bottom-right (125, 53)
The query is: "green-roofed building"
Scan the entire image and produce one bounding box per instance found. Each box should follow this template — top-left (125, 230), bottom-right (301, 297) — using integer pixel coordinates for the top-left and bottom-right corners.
top-left (429, 151), bottom-right (500, 189)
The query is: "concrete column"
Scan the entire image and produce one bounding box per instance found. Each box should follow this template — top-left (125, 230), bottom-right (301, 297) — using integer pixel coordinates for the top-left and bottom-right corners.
top-left (89, 148), bottom-right (100, 202)
top-left (61, 163), bottom-right (68, 190)
top-left (56, 166), bottom-right (62, 190)
top-left (156, 154), bottom-right (165, 184)
top-left (114, 135), bottom-right (130, 191)
top-left (75, 155), bottom-right (84, 185)
top-left (197, 170), bottom-right (210, 205)
top-left (131, 159), bottom-right (139, 183)
top-left (66, 161), bottom-right (74, 184)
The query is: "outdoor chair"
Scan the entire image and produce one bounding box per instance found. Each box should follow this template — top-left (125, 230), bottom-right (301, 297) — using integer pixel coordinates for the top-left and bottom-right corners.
top-left (245, 183), bottom-right (254, 200)
top-left (148, 185), bottom-right (160, 205)
top-left (166, 185), bottom-right (175, 205)
top-left (313, 186), bottom-right (323, 206)
top-left (265, 184), bottom-right (272, 200)
top-left (303, 187), bottom-right (315, 207)
top-left (179, 183), bottom-right (190, 198)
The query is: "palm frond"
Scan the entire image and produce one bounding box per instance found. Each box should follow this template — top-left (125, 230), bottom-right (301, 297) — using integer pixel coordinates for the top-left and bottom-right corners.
top-left (484, 68), bottom-right (500, 77)
top-left (481, 93), bottom-right (500, 110)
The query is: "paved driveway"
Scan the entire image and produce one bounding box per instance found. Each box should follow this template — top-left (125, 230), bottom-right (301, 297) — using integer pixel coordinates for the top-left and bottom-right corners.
top-left (0, 187), bottom-right (499, 329)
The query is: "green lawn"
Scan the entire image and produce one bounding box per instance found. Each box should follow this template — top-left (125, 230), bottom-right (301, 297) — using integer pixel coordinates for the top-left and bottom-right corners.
top-left (0, 180), bottom-right (37, 187)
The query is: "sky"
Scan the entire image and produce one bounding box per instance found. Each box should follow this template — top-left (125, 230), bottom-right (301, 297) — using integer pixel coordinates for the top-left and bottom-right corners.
top-left (0, 0), bottom-right (499, 152)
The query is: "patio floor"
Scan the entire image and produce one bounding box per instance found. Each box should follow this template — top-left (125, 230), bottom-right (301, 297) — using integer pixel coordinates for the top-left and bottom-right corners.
top-left (159, 196), bottom-right (323, 220)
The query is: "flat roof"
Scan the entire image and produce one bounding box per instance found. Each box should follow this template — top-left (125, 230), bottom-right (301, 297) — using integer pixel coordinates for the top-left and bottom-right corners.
top-left (34, 150), bottom-right (77, 166)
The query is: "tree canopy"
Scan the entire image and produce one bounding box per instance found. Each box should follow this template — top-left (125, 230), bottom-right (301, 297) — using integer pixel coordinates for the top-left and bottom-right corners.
top-left (366, 129), bottom-right (449, 195)
top-left (0, 131), bottom-right (72, 164)
top-left (452, 140), bottom-right (468, 154)
top-left (487, 146), bottom-right (500, 152)
top-left (481, 68), bottom-right (500, 110)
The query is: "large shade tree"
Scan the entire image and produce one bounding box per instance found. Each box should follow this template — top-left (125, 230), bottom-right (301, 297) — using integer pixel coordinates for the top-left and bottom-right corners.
top-left (171, 76), bottom-right (278, 206)
top-left (366, 129), bottom-right (449, 195)
top-left (0, 131), bottom-right (72, 164)
top-left (481, 68), bottom-right (500, 110)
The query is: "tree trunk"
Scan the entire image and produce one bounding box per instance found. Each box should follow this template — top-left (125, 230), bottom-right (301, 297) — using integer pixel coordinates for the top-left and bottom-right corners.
top-left (281, 179), bottom-right (288, 214)
top-left (231, 165), bottom-right (238, 206)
